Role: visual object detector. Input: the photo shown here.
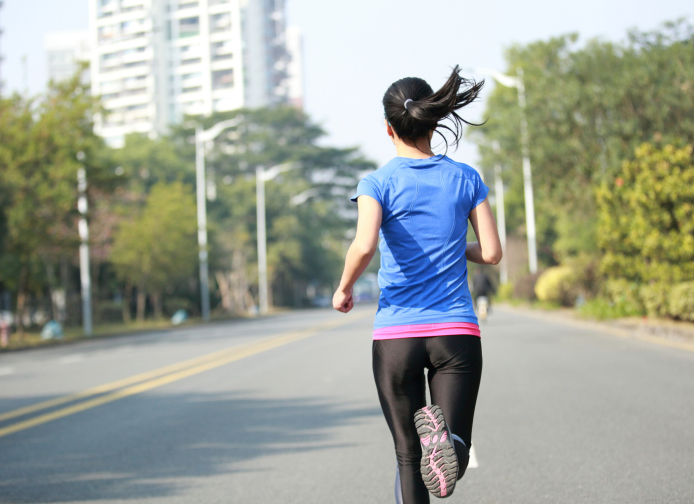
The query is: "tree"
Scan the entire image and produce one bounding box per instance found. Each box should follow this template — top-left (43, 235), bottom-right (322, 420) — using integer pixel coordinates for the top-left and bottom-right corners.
top-left (170, 107), bottom-right (376, 310)
top-left (474, 20), bottom-right (694, 266)
top-left (111, 181), bottom-right (197, 321)
top-left (0, 71), bottom-right (115, 334)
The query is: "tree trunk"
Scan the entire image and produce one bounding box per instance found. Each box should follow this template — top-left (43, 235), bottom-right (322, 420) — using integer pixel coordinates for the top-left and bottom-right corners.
top-left (136, 287), bottom-right (146, 322)
top-left (152, 291), bottom-right (163, 320)
top-left (216, 271), bottom-right (232, 312)
top-left (60, 258), bottom-right (73, 326)
top-left (122, 282), bottom-right (132, 324)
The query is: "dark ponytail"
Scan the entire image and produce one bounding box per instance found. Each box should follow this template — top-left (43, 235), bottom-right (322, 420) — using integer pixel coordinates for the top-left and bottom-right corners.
top-left (382, 65), bottom-right (484, 151)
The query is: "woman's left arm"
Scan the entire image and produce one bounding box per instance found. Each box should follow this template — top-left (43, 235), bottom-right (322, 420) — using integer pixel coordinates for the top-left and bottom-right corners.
top-left (333, 195), bottom-right (382, 313)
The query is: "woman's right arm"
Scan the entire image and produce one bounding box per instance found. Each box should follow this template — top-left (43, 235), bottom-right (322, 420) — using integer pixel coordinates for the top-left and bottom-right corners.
top-left (466, 197), bottom-right (503, 265)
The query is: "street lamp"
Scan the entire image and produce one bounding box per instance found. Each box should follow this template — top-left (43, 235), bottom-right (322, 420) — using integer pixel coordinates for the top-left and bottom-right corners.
top-left (76, 151), bottom-right (92, 336)
top-left (492, 141), bottom-right (508, 285)
top-left (255, 162), bottom-right (299, 315)
top-left (470, 67), bottom-right (538, 274)
top-left (195, 116), bottom-right (243, 321)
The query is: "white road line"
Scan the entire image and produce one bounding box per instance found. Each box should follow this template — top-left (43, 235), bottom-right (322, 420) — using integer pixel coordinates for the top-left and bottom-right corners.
top-left (0, 367), bottom-right (14, 376)
top-left (468, 444), bottom-right (479, 468)
top-left (60, 354), bottom-right (85, 364)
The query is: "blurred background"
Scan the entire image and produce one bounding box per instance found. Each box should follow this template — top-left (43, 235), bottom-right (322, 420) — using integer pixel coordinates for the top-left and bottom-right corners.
top-left (0, 0), bottom-right (692, 345)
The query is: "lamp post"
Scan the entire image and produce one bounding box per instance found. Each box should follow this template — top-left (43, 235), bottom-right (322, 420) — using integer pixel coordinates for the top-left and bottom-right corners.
top-left (255, 162), bottom-right (298, 315)
top-left (471, 67), bottom-right (538, 274)
top-left (76, 151), bottom-right (92, 336)
top-left (195, 117), bottom-right (243, 321)
top-left (492, 141), bottom-right (508, 285)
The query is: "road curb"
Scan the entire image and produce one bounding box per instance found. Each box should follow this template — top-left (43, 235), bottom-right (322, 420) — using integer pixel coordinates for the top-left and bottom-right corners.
top-left (498, 304), bottom-right (694, 353)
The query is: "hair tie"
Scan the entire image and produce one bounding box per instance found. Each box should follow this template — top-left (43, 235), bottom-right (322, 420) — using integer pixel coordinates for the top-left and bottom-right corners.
top-left (404, 99), bottom-right (414, 110)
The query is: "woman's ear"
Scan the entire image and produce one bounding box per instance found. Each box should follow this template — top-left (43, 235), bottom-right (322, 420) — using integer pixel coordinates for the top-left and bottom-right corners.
top-left (385, 119), bottom-right (395, 140)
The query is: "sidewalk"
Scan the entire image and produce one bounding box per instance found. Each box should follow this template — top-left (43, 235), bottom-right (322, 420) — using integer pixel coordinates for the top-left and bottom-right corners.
top-left (498, 303), bottom-right (694, 353)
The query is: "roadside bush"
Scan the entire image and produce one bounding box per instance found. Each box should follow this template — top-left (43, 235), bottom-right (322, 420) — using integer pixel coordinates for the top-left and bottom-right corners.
top-left (597, 143), bottom-right (694, 284)
top-left (496, 283), bottom-right (514, 302)
top-left (604, 278), bottom-right (643, 312)
top-left (639, 283), bottom-right (670, 318)
top-left (578, 297), bottom-right (643, 320)
top-left (668, 282), bottom-right (694, 321)
top-left (535, 266), bottom-right (578, 306)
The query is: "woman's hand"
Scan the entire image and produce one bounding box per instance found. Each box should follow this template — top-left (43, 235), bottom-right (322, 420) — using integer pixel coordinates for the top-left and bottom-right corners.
top-left (333, 286), bottom-right (354, 313)
top-left (333, 195), bottom-right (382, 314)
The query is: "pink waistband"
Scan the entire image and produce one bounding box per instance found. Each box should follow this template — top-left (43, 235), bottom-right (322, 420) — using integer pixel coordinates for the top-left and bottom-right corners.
top-left (373, 322), bottom-right (481, 340)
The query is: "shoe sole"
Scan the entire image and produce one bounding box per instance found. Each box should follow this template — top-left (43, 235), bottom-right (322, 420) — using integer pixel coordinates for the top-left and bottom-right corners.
top-left (414, 405), bottom-right (458, 498)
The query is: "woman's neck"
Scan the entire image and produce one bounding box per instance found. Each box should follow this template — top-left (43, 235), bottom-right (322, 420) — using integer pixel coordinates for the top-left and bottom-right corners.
top-left (395, 137), bottom-right (436, 159)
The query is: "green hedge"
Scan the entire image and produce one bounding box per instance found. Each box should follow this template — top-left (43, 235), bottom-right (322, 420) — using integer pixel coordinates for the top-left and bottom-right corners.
top-left (668, 282), bottom-right (694, 322)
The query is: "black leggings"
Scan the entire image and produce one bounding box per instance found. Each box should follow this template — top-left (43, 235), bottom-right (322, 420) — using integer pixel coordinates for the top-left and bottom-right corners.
top-left (373, 335), bottom-right (483, 504)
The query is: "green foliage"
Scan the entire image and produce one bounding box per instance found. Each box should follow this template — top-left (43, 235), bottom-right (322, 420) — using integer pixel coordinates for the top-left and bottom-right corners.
top-left (578, 297), bottom-right (643, 320)
top-left (474, 20), bottom-right (694, 264)
top-left (111, 133), bottom-right (193, 191)
top-left (111, 181), bottom-right (197, 295)
top-left (0, 71), bottom-right (115, 330)
top-left (604, 278), bottom-right (643, 312)
top-left (496, 282), bottom-right (514, 302)
top-left (639, 283), bottom-right (671, 318)
top-left (597, 143), bottom-right (694, 284)
top-left (172, 107), bottom-right (375, 307)
top-left (534, 266), bottom-right (578, 306)
top-left (668, 282), bottom-right (694, 322)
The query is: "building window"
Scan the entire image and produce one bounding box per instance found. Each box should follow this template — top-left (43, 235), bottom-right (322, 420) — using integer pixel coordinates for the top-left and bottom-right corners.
top-left (98, 25), bottom-right (116, 41)
top-left (182, 86), bottom-right (202, 93)
top-left (209, 13), bottom-right (231, 33)
top-left (212, 69), bottom-right (234, 89)
top-left (211, 41), bottom-right (233, 61)
top-left (178, 1), bottom-right (199, 8)
top-left (181, 58), bottom-right (202, 66)
top-left (179, 17), bottom-right (200, 38)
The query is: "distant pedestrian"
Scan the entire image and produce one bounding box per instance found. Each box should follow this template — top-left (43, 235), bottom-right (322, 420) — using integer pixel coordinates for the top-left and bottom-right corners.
top-left (472, 267), bottom-right (495, 309)
top-left (333, 66), bottom-right (502, 503)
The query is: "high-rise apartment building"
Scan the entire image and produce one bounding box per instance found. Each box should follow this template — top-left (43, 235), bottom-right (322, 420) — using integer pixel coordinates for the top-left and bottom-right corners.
top-left (44, 30), bottom-right (91, 85)
top-left (88, 0), bottom-right (298, 147)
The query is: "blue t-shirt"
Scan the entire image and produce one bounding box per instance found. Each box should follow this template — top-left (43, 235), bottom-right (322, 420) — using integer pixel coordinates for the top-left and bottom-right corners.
top-left (351, 155), bottom-right (489, 329)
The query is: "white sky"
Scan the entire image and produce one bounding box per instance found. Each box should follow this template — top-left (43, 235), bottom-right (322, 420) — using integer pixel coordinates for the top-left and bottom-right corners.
top-left (2, 0), bottom-right (691, 166)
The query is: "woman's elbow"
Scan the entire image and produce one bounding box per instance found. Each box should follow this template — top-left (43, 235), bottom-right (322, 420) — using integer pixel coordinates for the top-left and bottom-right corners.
top-left (483, 249), bottom-right (503, 265)
top-left (353, 241), bottom-right (378, 258)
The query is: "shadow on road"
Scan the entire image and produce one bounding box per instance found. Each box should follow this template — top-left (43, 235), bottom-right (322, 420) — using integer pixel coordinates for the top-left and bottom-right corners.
top-left (0, 392), bottom-right (382, 502)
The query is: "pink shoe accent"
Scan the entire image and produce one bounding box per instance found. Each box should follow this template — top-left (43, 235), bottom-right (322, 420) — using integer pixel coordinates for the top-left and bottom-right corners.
top-left (423, 406), bottom-right (440, 430)
top-left (428, 446), bottom-right (447, 497)
top-left (420, 436), bottom-right (431, 447)
top-left (433, 435), bottom-right (439, 444)
top-left (440, 431), bottom-right (447, 443)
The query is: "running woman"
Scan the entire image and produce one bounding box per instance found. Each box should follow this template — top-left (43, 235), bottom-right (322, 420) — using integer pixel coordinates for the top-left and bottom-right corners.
top-left (333, 66), bottom-right (502, 504)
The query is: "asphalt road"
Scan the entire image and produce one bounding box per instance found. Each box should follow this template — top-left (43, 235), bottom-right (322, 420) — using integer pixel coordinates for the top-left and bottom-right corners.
top-left (0, 306), bottom-right (693, 504)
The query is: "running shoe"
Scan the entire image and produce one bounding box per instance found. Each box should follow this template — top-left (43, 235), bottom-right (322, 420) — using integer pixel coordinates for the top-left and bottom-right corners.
top-left (414, 405), bottom-right (458, 498)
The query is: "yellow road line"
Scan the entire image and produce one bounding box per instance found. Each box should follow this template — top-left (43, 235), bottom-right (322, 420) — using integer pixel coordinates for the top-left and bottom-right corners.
top-left (0, 315), bottom-right (357, 437)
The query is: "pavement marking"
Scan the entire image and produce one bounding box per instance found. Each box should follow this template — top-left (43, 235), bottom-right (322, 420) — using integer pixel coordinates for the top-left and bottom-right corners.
top-left (0, 320), bottom-right (340, 424)
top-left (60, 354), bottom-right (85, 364)
top-left (0, 367), bottom-right (14, 377)
top-left (0, 315), bottom-right (363, 439)
top-left (468, 444), bottom-right (478, 469)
